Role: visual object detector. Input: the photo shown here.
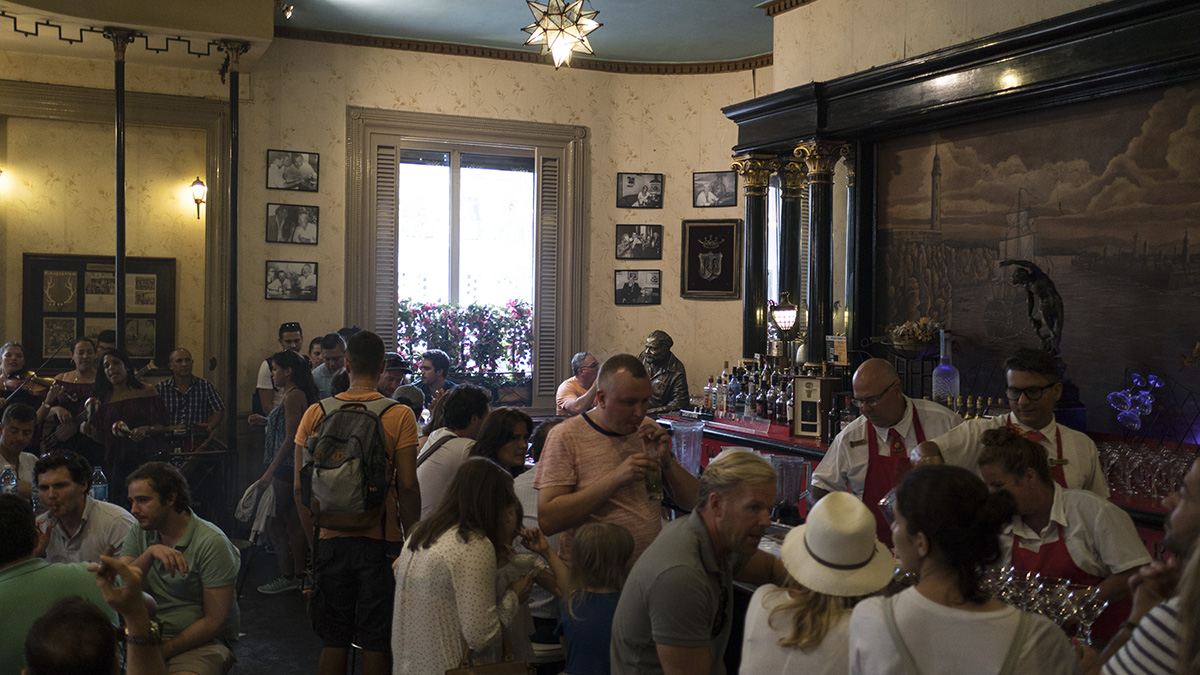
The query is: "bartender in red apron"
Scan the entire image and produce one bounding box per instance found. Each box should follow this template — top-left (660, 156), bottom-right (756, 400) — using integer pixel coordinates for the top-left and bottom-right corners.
top-left (977, 426), bottom-right (1150, 643)
top-left (810, 359), bottom-right (964, 547)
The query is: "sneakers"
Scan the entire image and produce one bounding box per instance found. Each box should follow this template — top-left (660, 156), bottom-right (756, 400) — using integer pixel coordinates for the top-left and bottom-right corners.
top-left (257, 575), bottom-right (301, 595)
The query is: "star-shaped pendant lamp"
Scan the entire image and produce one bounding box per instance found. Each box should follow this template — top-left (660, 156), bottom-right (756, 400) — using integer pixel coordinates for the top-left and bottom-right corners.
top-left (522, 0), bottom-right (601, 68)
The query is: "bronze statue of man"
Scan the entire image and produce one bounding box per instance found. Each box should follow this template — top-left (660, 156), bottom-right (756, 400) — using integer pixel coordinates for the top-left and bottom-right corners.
top-left (638, 330), bottom-right (691, 415)
top-left (1000, 259), bottom-right (1064, 354)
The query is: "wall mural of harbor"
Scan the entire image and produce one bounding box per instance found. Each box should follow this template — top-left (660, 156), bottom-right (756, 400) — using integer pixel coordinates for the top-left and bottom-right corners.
top-left (876, 80), bottom-right (1200, 438)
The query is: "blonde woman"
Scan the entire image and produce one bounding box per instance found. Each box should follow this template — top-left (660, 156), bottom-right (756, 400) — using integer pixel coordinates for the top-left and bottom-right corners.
top-left (740, 492), bottom-right (893, 674)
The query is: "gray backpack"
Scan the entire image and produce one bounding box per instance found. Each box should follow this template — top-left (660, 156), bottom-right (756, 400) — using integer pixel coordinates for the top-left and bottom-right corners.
top-left (300, 396), bottom-right (396, 533)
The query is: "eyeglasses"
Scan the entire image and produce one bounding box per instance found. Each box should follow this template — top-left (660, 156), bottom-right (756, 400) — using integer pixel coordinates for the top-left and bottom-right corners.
top-left (580, 362), bottom-right (599, 370)
top-left (851, 382), bottom-right (898, 408)
top-left (1005, 383), bottom-right (1058, 401)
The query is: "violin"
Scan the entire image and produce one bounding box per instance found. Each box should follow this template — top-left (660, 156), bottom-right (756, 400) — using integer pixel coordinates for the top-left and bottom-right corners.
top-left (2, 372), bottom-right (56, 398)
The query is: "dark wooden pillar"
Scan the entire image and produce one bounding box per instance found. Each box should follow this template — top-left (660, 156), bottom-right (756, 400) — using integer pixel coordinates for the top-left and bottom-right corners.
top-left (731, 155), bottom-right (772, 358)
top-left (777, 159), bottom-right (807, 313)
top-left (103, 28), bottom-right (136, 350)
top-left (794, 141), bottom-right (847, 364)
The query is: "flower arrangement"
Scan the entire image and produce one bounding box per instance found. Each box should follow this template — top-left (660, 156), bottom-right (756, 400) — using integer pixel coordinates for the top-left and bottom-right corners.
top-left (397, 298), bottom-right (533, 379)
top-left (887, 317), bottom-right (941, 344)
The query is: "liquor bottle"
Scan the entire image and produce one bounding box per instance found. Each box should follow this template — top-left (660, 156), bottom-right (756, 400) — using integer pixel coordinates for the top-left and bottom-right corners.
top-left (720, 360), bottom-right (729, 387)
top-left (965, 395), bottom-right (976, 419)
top-left (775, 376), bottom-right (789, 422)
top-left (91, 466), bottom-right (109, 503)
top-left (956, 395), bottom-right (966, 417)
top-left (755, 377), bottom-right (769, 419)
top-left (728, 366), bottom-right (742, 402)
top-left (703, 376), bottom-right (715, 412)
top-left (931, 329), bottom-right (961, 403)
top-left (715, 376), bottom-right (728, 419)
top-left (785, 379), bottom-right (795, 427)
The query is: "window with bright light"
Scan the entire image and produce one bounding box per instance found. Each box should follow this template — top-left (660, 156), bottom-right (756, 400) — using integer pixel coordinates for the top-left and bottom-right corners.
top-left (397, 148), bottom-right (535, 306)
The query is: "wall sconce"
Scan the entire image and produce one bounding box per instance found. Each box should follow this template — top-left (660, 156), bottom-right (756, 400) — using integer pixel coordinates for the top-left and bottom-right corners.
top-left (274, 0), bottom-right (294, 18)
top-left (190, 177), bottom-right (206, 219)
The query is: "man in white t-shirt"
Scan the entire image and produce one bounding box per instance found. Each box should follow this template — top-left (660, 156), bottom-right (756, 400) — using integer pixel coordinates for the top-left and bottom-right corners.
top-left (917, 347), bottom-right (1108, 496)
top-left (0, 403), bottom-right (39, 500)
top-left (415, 383), bottom-right (489, 520)
top-left (253, 322), bottom-right (303, 417)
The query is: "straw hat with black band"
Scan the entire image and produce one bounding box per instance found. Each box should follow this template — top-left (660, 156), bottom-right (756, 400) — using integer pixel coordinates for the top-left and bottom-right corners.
top-left (781, 491), bottom-right (895, 597)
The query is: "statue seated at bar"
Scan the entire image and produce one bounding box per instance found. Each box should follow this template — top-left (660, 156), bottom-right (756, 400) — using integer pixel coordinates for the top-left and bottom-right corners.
top-left (638, 330), bottom-right (690, 415)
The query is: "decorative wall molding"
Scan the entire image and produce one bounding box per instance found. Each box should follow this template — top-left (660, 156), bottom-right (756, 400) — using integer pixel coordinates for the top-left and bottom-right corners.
top-left (760, 0), bottom-right (823, 18)
top-left (275, 26), bottom-right (772, 74)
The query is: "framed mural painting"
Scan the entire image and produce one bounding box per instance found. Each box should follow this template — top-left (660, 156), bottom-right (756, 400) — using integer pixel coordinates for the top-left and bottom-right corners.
top-left (874, 79), bottom-right (1200, 436)
top-left (680, 219), bottom-right (742, 299)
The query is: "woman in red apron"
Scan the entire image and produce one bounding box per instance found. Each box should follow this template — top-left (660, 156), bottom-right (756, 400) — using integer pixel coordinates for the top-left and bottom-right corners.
top-left (977, 427), bottom-right (1150, 643)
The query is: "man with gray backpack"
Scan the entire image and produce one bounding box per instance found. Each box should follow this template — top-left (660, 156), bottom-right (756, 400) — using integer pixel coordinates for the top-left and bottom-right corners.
top-left (295, 330), bottom-right (420, 675)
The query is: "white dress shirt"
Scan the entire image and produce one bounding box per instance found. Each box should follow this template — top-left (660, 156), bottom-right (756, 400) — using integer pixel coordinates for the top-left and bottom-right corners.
top-left (996, 484), bottom-right (1151, 577)
top-left (812, 397), bottom-right (962, 497)
top-left (930, 413), bottom-right (1108, 496)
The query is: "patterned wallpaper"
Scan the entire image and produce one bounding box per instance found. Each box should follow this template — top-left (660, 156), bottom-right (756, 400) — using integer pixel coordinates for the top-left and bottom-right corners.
top-left (236, 39), bottom-right (771, 402)
top-left (1, 117), bottom-right (209, 368)
top-left (773, 0), bottom-right (1106, 88)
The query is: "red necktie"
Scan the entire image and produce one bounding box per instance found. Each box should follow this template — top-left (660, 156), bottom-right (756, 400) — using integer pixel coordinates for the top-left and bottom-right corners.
top-left (1009, 424), bottom-right (1044, 443)
top-left (888, 429), bottom-right (906, 454)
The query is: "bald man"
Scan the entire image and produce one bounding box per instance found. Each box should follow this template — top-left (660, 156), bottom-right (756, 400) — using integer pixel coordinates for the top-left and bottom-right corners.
top-left (153, 348), bottom-right (226, 451)
top-left (810, 359), bottom-right (963, 546)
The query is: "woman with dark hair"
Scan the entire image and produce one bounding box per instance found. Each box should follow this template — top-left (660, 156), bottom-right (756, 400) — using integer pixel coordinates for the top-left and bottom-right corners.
top-left (392, 458), bottom-right (537, 674)
top-left (44, 338), bottom-right (104, 461)
top-left (978, 426), bottom-right (1149, 643)
top-left (256, 350), bottom-right (318, 594)
top-left (1, 341), bottom-right (55, 447)
top-left (849, 465), bottom-right (1078, 675)
top-left (80, 349), bottom-right (167, 504)
top-left (470, 407), bottom-right (534, 477)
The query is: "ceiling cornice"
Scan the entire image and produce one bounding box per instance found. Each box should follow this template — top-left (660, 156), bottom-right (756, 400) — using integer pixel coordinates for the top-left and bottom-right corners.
top-left (759, 0), bottom-right (822, 18)
top-left (274, 26), bottom-right (772, 75)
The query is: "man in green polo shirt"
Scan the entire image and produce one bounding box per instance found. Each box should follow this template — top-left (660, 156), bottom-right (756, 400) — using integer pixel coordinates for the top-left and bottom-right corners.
top-left (0, 493), bottom-right (116, 675)
top-left (121, 462), bottom-right (240, 675)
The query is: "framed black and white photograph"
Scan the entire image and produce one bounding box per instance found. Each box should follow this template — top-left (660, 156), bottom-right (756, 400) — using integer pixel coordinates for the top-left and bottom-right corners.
top-left (266, 203), bottom-right (319, 244)
top-left (693, 171), bottom-right (737, 208)
top-left (615, 224), bottom-right (663, 260)
top-left (265, 260), bottom-right (318, 301)
top-left (614, 269), bottom-right (661, 306)
top-left (681, 219), bottom-right (743, 299)
top-left (616, 172), bottom-right (663, 209)
top-left (267, 149), bottom-right (320, 192)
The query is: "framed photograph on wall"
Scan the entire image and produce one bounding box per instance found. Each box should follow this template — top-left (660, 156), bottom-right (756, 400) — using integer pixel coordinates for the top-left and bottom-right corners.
top-left (266, 260), bottom-right (318, 301)
top-left (614, 269), bottom-right (661, 306)
top-left (693, 171), bottom-right (737, 208)
top-left (266, 203), bottom-right (319, 244)
top-left (681, 219), bottom-right (742, 300)
top-left (615, 224), bottom-right (663, 260)
top-left (616, 172), bottom-right (663, 209)
top-left (266, 149), bottom-right (320, 192)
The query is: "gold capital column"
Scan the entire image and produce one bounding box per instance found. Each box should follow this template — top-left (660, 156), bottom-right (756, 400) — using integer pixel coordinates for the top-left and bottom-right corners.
top-left (794, 140), bottom-right (847, 364)
top-left (731, 154), bottom-right (773, 358)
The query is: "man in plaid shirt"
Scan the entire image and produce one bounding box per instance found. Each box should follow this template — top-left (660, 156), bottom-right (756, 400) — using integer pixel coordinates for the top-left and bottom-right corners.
top-left (154, 348), bottom-right (226, 451)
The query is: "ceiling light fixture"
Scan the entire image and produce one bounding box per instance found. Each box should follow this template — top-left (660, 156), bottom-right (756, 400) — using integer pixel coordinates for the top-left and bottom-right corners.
top-left (522, 0), bottom-right (601, 69)
top-left (274, 0), bottom-right (294, 19)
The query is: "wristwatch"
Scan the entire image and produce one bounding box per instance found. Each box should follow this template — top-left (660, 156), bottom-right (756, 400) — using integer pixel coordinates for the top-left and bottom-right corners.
top-left (124, 619), bottom-right (162, 646)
